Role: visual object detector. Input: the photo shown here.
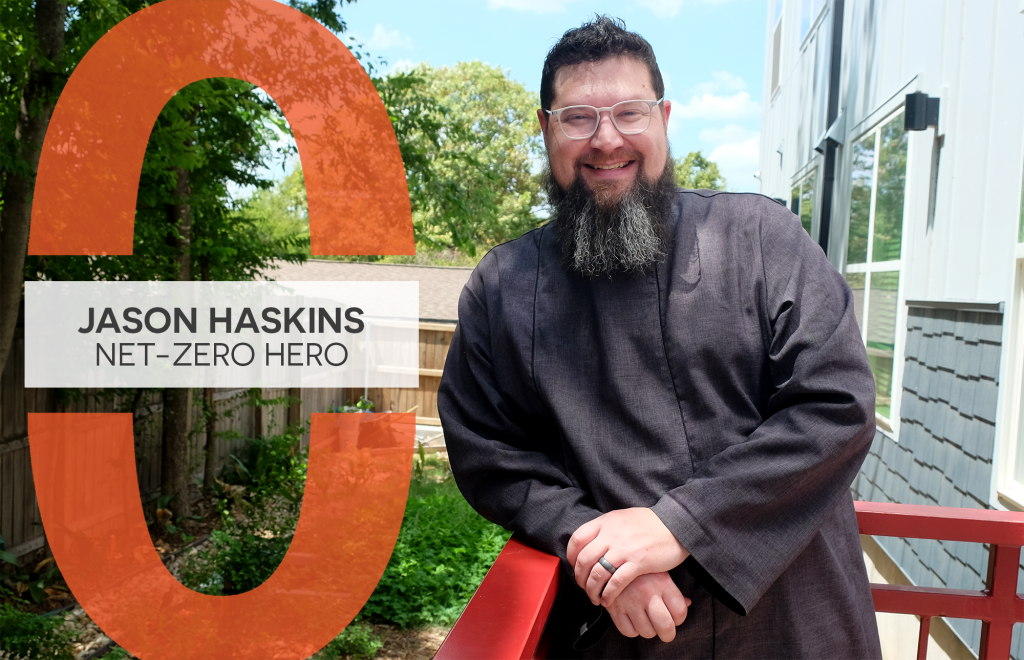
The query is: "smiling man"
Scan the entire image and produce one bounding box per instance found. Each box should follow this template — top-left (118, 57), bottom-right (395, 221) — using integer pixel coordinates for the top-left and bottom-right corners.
top-left (438, 16), bottom-right (883, 659)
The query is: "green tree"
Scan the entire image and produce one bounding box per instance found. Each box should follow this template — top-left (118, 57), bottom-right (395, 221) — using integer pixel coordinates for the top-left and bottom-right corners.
top-left (8, 0), bottom-right (353, 517)
top-left (674, 150), bottom-right (727, 191)
top-left (375, 62), bottom-right (543, 255)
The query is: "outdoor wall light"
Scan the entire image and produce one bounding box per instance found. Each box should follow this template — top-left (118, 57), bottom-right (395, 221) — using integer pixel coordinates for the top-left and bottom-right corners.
top-left (905, 92), bottom-right (940, 131)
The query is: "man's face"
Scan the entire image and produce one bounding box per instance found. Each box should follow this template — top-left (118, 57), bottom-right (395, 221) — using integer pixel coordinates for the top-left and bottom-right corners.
top-left (538, 56), bottom-right (672, 204)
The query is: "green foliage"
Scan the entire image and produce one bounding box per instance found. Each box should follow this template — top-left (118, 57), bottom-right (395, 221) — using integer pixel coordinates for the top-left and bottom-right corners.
top-left (0, 602), bottom-right (78, 660)
top-left (358, 471), bottom-right (511, 628)
top-left (316, 622), bottom-right (383, 660)
top-left (218, 425), bottom-right (308, 507)
top-left (674, 150), bottom-right (727, 191)
top-left (0, 541), bottom-right (63, 605)
top-left (328, 396), bottom-right (375, 413)
top-left (374, 62), bottom-right (543, 255)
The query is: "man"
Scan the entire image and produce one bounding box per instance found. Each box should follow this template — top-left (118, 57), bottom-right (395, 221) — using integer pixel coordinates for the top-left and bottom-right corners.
top-left (437, 16), bottom-right (882, 659)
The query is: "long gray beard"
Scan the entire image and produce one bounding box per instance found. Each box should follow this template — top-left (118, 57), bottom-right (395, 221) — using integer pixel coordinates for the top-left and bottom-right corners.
top-left (546, 158), bottom-right (676, 278)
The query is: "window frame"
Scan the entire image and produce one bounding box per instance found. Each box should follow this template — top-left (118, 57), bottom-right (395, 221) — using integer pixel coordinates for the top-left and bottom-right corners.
top-left (996, 165), bottom-right (1024, 509)
top-left (843, 108), bottom-right (911, 437)
top-left (790, 165), bottom-right (819, 238)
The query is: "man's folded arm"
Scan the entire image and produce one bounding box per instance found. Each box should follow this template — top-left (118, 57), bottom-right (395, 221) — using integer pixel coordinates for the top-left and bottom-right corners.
top-left (651, 204), bottom-right (877, 615)
top-left (438, 263), bottom-right (602, 578)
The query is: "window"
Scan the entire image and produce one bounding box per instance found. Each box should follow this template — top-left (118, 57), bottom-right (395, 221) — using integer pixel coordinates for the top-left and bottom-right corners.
top-left (843, 112), bottom-right (908, 423)
top-left (790, 169), bottom-right (817, 236)
top-left (800, 0), bottom-right (826, 41)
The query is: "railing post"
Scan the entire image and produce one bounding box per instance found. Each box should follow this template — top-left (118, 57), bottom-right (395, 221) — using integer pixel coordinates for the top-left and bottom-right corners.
top-left (916, 615), bottom-right (931, 660)
top-left (978, 543), bottom-right (1021, 660)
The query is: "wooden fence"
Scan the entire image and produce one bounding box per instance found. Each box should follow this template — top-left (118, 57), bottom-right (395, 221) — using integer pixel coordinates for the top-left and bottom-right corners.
top-left (0, 322), bottom-right (455, 564)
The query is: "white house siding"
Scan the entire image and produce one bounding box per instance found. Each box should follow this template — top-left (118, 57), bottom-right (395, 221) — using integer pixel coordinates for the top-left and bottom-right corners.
top-left (760, 1), bottom-right (1024, 657)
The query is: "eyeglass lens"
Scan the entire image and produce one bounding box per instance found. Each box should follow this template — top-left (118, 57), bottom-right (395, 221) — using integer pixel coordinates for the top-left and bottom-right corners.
top-left (558, 101), bottom-right (654, 138)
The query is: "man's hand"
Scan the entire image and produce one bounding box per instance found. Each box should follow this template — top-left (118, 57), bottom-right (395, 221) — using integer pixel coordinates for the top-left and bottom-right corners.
top-left (606, 572), bottom-right (691, 642)
top-left (567, 508), bottom-right (690, 606)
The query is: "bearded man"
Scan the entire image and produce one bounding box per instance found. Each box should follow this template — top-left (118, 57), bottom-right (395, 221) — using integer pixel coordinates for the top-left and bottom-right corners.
top-left (437, 16), bottom-right (883, 659)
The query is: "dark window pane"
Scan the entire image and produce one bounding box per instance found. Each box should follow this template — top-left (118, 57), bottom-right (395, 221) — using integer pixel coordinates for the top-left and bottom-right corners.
top-left (845, 272), bottom-right (865, 333)
top-left (800, 170), bottom-right (816, 236)
top-left (872, 115), bottom-right (908, 262)
top-left (848, 134), bottom-right (874, 264)
top-left (867, 270), bottom-right (900, 418)
top-left (791, 187), bottom-right (800, 215)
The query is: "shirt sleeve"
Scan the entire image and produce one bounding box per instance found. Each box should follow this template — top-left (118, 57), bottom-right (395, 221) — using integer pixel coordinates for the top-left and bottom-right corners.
top-left (437, 251), bottom-right (603, 578)
top-left (649, 200), bottom-right (877, 615)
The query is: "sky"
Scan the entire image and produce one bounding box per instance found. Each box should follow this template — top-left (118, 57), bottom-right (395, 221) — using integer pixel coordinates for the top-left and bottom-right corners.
top-left (339, 0), bottom-right (769, 192)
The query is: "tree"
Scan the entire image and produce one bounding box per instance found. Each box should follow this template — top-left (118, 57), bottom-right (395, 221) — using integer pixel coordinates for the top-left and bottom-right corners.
top-left (9, 0), bottom-right (352, 518)
top-left (674, 150), bottom-right (727, 191)
top-left (0, 0), bottom-right (68, 376)
top-left (375, 62), bottom-right (543, 255)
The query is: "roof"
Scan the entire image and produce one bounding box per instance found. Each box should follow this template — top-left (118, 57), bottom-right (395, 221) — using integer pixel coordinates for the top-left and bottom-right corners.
top-left (264, 259), bottom-right (472, 323)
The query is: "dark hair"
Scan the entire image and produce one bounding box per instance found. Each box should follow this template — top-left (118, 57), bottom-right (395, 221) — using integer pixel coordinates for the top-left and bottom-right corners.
top-left (540, 15), bottom-right (665, 111)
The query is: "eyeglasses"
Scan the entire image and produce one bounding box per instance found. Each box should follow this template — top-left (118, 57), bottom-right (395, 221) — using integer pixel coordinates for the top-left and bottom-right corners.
top-left (543, 98), bottom-right (665, 140)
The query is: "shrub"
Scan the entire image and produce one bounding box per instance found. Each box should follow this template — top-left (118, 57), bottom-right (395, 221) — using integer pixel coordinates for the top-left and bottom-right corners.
top-left (180, 503), bottom-right (296, 595)
top-left (358, 477), bottom-right (511, 628)
top-left (315, 622), bottom-right (383, 660)
top-left (0, 602), bottom-right (78, 660)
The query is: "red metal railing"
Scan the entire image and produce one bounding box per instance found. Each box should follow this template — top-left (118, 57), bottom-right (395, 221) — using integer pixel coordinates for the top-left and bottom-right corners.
top-left (856, 501), bottom-right (1024, 660)
top-left (436, 502), bottom-right (1024, 660)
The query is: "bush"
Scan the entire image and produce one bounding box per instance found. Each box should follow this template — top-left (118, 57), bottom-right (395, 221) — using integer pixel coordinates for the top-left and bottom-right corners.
top-left (180, 503), bottom-right (296, 595)
top-left (358, 476), bottom-right (511, 628)
top-left (315, 622), bottom-right (383, 660)
top-left (0, 602), bottom-right (78, 659)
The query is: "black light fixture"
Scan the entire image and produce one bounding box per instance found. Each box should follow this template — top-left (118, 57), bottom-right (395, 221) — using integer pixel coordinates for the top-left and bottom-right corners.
top-left (905, 92), bottom-right (940, 131)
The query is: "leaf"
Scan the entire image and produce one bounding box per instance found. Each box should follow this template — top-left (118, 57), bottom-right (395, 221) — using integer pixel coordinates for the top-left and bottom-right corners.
top-left (33, 557), bottom-right (54, 573)
top-left (29, 580), bottom-right (46, 603)
top-left (0, 550), bottom-right (18, 565)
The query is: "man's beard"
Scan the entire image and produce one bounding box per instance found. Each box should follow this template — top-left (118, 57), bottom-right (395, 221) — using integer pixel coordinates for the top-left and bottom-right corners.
top-left (544, 153), bottom-right (677, 278)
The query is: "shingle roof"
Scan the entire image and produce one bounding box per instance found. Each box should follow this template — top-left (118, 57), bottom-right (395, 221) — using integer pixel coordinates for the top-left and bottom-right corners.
top-left (264, 259), bottom-right (472, 323)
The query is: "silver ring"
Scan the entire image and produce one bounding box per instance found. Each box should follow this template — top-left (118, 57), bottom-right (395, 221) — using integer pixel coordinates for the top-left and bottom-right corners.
top-left (598, 556), bottom-right (617, 573)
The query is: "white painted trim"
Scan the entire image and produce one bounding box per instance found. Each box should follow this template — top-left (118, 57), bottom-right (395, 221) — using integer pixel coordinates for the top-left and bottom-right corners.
top-left (995, 259), bottom-right (1024, 505)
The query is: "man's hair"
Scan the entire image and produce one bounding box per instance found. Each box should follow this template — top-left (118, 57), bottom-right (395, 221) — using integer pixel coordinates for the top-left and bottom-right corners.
top-left (540, 15), bottom-right (665, 111)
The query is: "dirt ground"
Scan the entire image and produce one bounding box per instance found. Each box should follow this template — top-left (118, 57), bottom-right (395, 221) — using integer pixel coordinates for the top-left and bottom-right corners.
top-left (368, 624), bottom-right (449, 660)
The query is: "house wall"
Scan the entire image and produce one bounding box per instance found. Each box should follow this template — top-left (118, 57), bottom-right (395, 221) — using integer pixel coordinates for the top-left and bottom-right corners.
top-left (760, 1), bottom-right (1024, 656)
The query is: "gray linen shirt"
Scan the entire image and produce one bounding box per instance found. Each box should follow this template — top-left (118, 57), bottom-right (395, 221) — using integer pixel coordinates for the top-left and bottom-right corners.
top-left (437, 189), bottom-right (883, 658)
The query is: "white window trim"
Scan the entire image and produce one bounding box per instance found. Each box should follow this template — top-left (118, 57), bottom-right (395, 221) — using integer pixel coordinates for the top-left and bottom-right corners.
top-left (996, 247), bottom-right (1024, 509)
top-left (844, 108), bottom-right (911, 438)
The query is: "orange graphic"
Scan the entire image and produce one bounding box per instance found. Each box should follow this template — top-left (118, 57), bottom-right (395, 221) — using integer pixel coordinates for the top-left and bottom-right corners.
top-left (26, 1), bottom-right (417, 657)
top-left (27, 0), bottom-right (413, 256)
top-left (30, 413), bottom-right (414, 659)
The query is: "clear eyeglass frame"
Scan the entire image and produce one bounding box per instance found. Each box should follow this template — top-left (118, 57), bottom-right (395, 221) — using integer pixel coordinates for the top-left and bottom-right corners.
top-left (543, 98), bottom-right (665, 140)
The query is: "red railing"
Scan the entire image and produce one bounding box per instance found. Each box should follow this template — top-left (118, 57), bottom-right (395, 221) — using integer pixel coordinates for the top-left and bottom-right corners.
top-left (436, 502), bottom-right (1024, 660)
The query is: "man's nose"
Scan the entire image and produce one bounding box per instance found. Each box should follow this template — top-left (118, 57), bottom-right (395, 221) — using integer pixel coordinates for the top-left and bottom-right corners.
top-left (589, 112), bottom-right (625, 151)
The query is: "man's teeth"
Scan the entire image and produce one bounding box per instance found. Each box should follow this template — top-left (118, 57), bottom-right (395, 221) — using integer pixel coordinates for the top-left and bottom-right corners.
top-left (591, 162), bottom-right (629, 170)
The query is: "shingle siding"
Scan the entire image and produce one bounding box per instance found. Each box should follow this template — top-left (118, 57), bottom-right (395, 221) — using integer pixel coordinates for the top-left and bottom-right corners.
top-left (850, 306), bottom-right (1024, 656)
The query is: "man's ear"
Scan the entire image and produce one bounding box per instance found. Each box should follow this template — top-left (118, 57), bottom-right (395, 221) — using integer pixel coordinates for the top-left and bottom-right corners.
top-left (537, 108), bottom-right (550, 148)
top-left (662, 100), bottom-right (672, 130)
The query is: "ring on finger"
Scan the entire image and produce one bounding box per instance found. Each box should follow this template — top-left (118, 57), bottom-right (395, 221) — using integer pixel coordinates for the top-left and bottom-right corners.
top-left (598, 556), bottom-right (618, 573)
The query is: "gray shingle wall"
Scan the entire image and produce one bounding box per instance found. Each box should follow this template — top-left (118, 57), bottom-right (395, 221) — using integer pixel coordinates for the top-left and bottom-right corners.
top-left (851, 307), bottom-right (1024, 657)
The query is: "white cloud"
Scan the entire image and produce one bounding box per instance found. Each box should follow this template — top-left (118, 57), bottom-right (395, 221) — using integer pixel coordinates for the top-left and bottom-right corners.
top-left (698, 124), bottom-right (758, 144)
top-left (708, 138), bottom-right (760, 169)
top-left (487, 0), bottom-right (574, 13)
top-left (707, 135), bottom-right (761, 192)
top-left (674, 91), bottom-right (761, 120)
top-left (366, 24), bottom-right (412, 50)
top-left (388, 59), bottom-right (417, 75)
top-left (691, 70), bottom-right (747, 95)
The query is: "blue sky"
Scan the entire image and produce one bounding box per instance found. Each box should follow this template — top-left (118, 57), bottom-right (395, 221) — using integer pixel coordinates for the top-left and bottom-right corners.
top-left (340, 0), bottom-right (768, 192)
